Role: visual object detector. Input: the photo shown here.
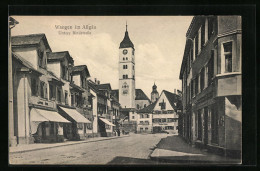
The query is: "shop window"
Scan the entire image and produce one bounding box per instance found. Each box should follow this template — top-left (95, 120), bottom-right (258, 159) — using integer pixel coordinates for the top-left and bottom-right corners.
top-left (224, 42), bottom-right (232, 73)
top-left (50, 122), bottom-right (55, 134)
top-left (31, 77), bottom-right (38, 96)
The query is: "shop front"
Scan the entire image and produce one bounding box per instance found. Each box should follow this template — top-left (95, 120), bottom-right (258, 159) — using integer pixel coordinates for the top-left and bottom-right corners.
top-left (98, 117), bottom-right (115, 137)
top-left (58, 106), bottom-right (92, 140)
top-left (30, 108), bottom-right (71, 143)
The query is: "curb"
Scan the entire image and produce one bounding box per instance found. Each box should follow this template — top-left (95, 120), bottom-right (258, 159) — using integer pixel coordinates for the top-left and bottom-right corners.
top-left (10, 135), bottom-right (129, 154)
top-left (149, 156), bottom-right (241, 165)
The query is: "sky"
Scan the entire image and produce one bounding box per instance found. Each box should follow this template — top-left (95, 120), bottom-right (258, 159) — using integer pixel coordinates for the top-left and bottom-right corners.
top-left (11, 16), bottom-right (193, 99)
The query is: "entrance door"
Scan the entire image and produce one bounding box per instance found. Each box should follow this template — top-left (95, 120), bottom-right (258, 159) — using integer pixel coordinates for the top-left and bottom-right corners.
top-left (204, 107), bottom-right (208, 145)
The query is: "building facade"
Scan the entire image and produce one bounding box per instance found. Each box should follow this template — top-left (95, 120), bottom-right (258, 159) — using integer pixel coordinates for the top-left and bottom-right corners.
top-left (179, 16), bottom-right (242, 158)
top-left (152, 90), bottom-right (181, 134)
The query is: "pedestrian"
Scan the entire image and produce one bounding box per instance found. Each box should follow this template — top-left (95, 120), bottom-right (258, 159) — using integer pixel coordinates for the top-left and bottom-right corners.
top-left (117, 129), bottom-right (120, 136)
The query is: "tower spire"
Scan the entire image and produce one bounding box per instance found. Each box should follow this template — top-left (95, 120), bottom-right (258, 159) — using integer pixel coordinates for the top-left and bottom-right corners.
top-left (126, 21), bottom-right (128, 31)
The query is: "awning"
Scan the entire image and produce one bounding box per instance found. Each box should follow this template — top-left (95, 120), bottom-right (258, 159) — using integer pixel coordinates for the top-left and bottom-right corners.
top-left (59, 106), bottom-right (91, 123)
top-left (31, 108), bottom-right (70, 123)
top-left (99, 118), bottom-right (115, 126)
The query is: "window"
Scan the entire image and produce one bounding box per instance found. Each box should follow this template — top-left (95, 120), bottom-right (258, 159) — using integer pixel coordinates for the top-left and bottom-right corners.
top-left (224, 42), bottom-right (232, 73)
top-left (140, 128), bottom-right (143, 131)
top-left (126, 75), bottom-right (128, 79)
top-left (191, 80), bottom-right (194, 98)
top-left (123, 75), bottom-right (125, 79)
top-left (123, 57), bottom-right (125, 61)
top-left (145, 127), bottom-right (148, 130)
top-left (50, 122), bottom-right (55, 134)
top-left (65, 91), bottom-right (68, 105)
top-left (208, 50), bottom-right (214, 85)
top-left (208, 17), bottom-right (215, 39)
top-left (137, 104), bottom-right (140, 109)
top-left (201, 22), bottom-right (205, 47)
top-left (144, 104), bottom-right (146, 108)
top-left (198, 27), bottom-right (201, 53)
top-left (195, 35), bottom-right (198, 58)
top-left (195, 77), bottom-right (199, 95)
top-left (40, 81), bottom-right (46, 99)
top-left (123, 65), bottom-right (128, 69)
top-left (145, 121), bottom-right (149, 125)
top-left (126, 57), bottom-right (128, 60)
top-left (31, 78), bottom-right (38, 96)
top-left (62, 65), bottom-right (66, 79)
top-left (197, 109), bottom-right (202, 141)
top-left (159, 100), bottom-right (166, 110)
top-left (132, 116), bottom-right (135, 119)
top-left (133, 66), bottom-right (134, 70)
top-left (49, 84), bottom-right (56, 100)
top-left (37, 49), bottom-right (44, 68)
top-left (200, 68), bottom-right (205, 91)
top-left (57, 88), bottom-right (61, 102)
top-left (71, 94), bottom-right (74, 106)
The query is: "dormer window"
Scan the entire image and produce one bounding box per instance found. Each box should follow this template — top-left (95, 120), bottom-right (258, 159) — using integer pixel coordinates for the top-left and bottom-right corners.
top-left (61, 65), bottom-right (66, 80)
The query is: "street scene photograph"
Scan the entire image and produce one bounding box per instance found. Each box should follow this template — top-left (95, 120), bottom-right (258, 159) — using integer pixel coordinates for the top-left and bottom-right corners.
top-left (8, 15), bottom-right (242, 165)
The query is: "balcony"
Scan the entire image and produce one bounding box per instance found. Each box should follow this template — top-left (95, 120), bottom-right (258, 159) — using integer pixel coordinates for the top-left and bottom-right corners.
top-left (215, 72), bottom-right (241, 97)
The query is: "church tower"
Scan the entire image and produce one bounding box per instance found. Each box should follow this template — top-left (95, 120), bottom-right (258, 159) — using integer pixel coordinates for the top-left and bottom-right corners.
top-left (119, 23), bottom-right (136, 109)
top-left (151, 82), bottom-right (159, 103)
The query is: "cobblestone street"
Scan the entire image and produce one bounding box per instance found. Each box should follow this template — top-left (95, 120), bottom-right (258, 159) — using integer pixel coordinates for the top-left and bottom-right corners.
top-left (9, 134), bottom-right (168, 165)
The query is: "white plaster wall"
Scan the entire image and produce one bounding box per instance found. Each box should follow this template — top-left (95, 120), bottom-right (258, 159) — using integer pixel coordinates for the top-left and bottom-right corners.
top-left (14, 49), bottom-right (38, 70)
top-left (90, 90), bottom-right (98, 133)
top-left (73, 74), bottom-right (81, 87)
top-left (153, 92), bottom-right (175, 111)
top-left (47, 62), bottom-right (61, 78)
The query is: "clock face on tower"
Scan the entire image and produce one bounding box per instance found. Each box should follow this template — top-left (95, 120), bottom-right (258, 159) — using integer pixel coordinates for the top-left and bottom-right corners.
top-left (123, 49), bottom-right (128, 55)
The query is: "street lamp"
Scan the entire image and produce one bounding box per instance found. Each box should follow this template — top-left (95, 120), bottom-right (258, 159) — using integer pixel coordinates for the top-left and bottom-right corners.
top-left (9, 17), bottom-right (19, 147)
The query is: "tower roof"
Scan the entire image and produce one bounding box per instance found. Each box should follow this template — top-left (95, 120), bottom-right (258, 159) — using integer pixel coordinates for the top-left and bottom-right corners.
top-left (119, 23), bottom-right (134, 49)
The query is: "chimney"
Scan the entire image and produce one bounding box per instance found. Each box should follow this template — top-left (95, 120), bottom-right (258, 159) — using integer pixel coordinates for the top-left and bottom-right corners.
top-left (97, 80), bottom-right (100, 85)
top-left (94, 78), bottom-right (97, 83)
top-left (174, 89), bottom-right (176, 94)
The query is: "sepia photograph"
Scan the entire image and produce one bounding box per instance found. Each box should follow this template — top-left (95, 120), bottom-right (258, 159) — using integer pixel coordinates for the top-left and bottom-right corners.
top-left (8, 15), bottom-right (242, 165)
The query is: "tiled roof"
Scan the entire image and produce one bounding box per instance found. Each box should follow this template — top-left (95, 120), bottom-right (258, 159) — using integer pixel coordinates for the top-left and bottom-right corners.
top-left (97, 83), bottom-right (111, 91)
top-left (11, 33), bottom-right (51, 51)
top-left (71, 65), bottom-right (90, 77)
top-left (163, 90), bottom-right (182, 110)
top-left (135, 89), bottom-right (150, 101)
top-left (88, 80), bottom-right (98, 92)
top-left (111, 89), bottom-right (150, 102)
top-left (47, 51), bottom-right (74, 64)
top-left (137, 102), bottom-right (157, 113)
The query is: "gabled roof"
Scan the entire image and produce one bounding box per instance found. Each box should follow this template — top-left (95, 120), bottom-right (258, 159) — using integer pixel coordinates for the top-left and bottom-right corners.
top-left (135, 89), bottom-right (150, 101)
top-left (162, 90), bottom-right (182, 110)
top-left (11, 33), bottom-right (52, 51)
top-left (12, 52), bottom-right (43, 75)
top-left (137, 102), bottom-right (157, 114)
top-left (47, 51), bottom-right (74, 64)
top-left (97, 83), bottom-right (111, 91)
top-left (71, 65), bottom-right (90, 77)
top-left (87, 80), bottom-right (98, 92)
